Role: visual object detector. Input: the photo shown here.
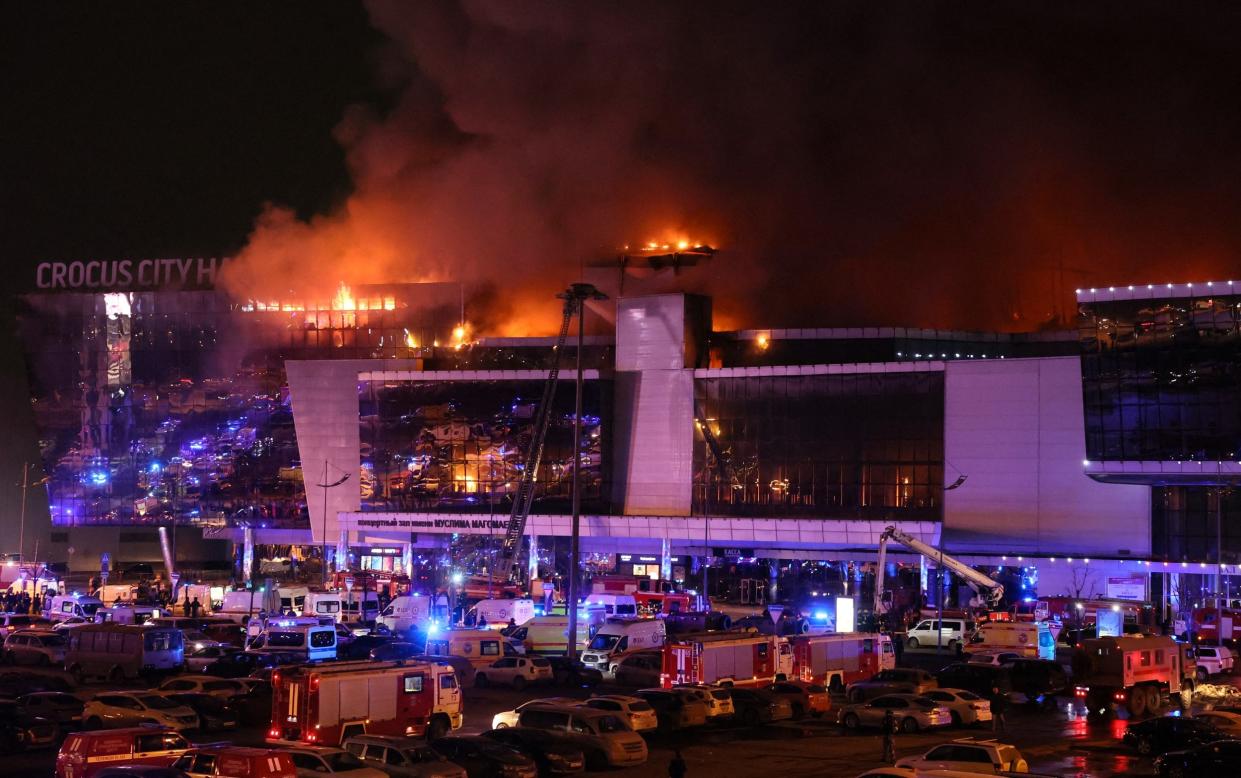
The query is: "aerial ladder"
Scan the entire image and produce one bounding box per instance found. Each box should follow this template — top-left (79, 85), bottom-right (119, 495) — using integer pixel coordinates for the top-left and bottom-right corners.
top-left (873, 525), bottom-right (1004, 616)
top-left (493, 284), bottom-right (599, 583)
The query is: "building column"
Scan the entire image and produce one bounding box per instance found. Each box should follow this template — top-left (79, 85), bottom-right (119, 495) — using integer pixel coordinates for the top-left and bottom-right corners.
top-left (661, 536), bottom-right (672, 581)
top-left (402, 542), bottom-right (413, 579)
top-left (527, 533), bottom-right (540, 583)
top-left (336, 529), bottom-right (349, 574)
top-left (243, 527), bottom-right (255, 584)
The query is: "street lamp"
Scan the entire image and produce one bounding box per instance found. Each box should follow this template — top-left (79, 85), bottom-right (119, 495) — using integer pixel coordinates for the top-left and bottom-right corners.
top-left (316, 461), bottom-right (352, 587)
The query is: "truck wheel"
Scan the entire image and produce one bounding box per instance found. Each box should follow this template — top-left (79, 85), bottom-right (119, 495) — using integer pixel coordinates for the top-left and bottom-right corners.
top-left (1145, 686), bottom-right (1163, 714)
top-left (512, 676), bottom-right (527, 691)
top-left (426, 716), bottom-right (449, 741)
top-left (475, 673), bottom-right (488, 688)
top-left (1128, 687), bottom-right (1148, 717)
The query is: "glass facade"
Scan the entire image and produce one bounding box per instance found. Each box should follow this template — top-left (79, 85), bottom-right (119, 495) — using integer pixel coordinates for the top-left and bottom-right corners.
top-left (1079, 292), bottom-right (1241, 462)
top-left (1152, 486), bottom-right (1241, 564)
top-left (358, 379), bottom-right (609, 514)
top-left (17, 283), bottom-right (460, 527)
top-left (692, 372), bottom-right (944, 519)
top-left (711, 331), bottom-right (1077, 368)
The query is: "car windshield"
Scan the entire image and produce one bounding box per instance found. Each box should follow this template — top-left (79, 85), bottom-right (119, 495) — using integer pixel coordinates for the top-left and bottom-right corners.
top-left (588, 634), bottom-right (620, 651)
top-left (266, 631), bottom-right (305, 647)
top-left (322, 751), bottom-right (366, 769)
top-left (139, 695), bottom-right (180, 710)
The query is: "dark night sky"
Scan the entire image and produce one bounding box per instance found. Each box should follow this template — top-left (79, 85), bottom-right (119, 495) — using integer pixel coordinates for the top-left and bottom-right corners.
top-left (4, 2), bottom-right (1241, 525)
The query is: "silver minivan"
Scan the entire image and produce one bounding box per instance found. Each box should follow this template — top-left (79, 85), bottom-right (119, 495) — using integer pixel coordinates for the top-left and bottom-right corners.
top-left (905, 619), bottom-right (975, 652)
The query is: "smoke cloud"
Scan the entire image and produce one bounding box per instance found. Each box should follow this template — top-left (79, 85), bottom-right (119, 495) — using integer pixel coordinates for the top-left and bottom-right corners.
top-left (223, 1), bottom-right (1241, 335)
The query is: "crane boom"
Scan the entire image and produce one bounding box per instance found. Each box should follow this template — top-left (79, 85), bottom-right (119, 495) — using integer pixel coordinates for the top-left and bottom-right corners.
top-left (873, 525), bottom-right (1004, 615)
top-left (493, 297), bottom-right (576, 582)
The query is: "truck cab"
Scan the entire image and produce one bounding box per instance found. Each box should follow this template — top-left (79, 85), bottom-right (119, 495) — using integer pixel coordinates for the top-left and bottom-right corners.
top-left (581, 618), bottom-right (667, 675)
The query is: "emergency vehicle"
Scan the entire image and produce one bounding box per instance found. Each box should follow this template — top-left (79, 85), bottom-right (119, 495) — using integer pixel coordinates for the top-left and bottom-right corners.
top-left (268, 659), bottom-right (463, 746)
top-left (591, 576), bottom-right (692, 615)
top-left (788, 632), bottom-right (895, 690)
top-left (464, 598), bottom-right (535, 628)
top-left (56, 727), bottom-right (191, 778)
top-left (1072, 635), bottom-right (1194, 716)
top-left (580, 618), bottom-right (667, 674)
top-left (661, 632), bottom-right (793, 688)
top-left (1189, 605), bottom-right (1240, 642)
top-left (968, 621), bottom-right (1056, 660)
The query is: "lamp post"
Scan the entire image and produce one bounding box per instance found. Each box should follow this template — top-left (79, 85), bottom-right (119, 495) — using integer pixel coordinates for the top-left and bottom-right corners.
top-left (562, 283), bottom-right (606, 658)
top-left (17, 463), bottom-right (49, 563)
top-left (316, 461), bottom-right (352, 587)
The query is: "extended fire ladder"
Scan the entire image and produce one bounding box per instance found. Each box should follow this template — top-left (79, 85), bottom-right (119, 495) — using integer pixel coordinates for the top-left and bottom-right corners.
top-left (493, 293), bottom-right (579, 582)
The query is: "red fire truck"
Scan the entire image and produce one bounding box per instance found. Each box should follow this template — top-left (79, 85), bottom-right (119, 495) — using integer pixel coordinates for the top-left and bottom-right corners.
top-left (268, 660), bottom-right (463, 746)
top-left (592, 576), bottom-right (692, 615)
top-left (1072, 635), bottom-right (1194, 716)
top-left (788, 633), bottom-right (895, 691)
top-left (661, 633), bottom-right (793, 688)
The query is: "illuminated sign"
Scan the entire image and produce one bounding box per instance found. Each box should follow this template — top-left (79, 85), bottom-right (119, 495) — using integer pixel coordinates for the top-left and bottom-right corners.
top-left (34, 257), bottom-right (227, 291)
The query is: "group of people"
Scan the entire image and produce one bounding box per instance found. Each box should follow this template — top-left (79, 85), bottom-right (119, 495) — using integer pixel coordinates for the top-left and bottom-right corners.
top-left (2, 590), bottom-right (40, 614)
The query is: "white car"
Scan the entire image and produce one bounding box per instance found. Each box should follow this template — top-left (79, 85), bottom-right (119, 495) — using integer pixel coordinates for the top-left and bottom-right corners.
top-left (51, 616), bottom-right (90, 632)
top-left (675, 684), bottom-right (736, 718)
top-left (474, 656), bottom-right (554, 690)
top-left (896, 738), bottom-right (1028, 774)
top-left (158, 675), bottom-right (247, 698)
top-left (284, 745), bottom-right (388, 778)
top-left (185, 645), bottom-right (242, 672)
top-left (492, 698), bottom-right (584, 729)
top-left (3, 629), bottom-right (66, 665)
top-left (582, 694), bottom-right (659, 731)
top-left (1195, 646), bottom-right (1235, 679)
top-left (82, 691), bottom-right (200, 731)
top-left (966, 650), bottom-right (1022, 667)
top-left (922, 688), bottom-right (992, 726)
top-left (181, 629), bottom-right (229, 652)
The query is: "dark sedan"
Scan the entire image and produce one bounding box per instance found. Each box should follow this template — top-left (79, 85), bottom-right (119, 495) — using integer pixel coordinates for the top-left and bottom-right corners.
top-left (162, 692), bottom-right (239, 731)
top-left (727, 687), bottom-right (795, 726)
top-left (430, 736), bottom-right (538, 778)
top-left (342, 635), bottom-right (395, 660)
top-left (16, 691), bottom-right (84, 726)
top-left (482, 728), bottom-right (586, 776)
top-left (0, 699), bottom-right (58, 754)
top-left (1123, 716), bottom-right (1226, 756)
top-left (1155, 739), bottom-right (1241, 777)
top-left (542, 657), bottom-right (602, 688)
top-left (370, 641), bottom-right (421, 662)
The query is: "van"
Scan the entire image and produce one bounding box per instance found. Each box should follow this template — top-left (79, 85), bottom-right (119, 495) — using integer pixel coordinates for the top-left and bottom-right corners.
top-left (94, 605), bottom-right (159, 625)
top-left (341, 590), bottom-right (381, 625)
top-left (905, 618), bottom-right (975, 652)
top-left (580, 618), bottom-right (667, 675)
top-left (56, 727), bottom-right (191, 778)
top-left (45, 594), bottom-right (105, 623)
top-left (173, 746), bottom-right (297, 778)
top-left (508, 614), bottom-right (594, 654)
top-left (277, 586), bottom-right (309, 615)
top-left (583, 594), bottom-right (638, 618)
top-left (464, 598), bottom-right (535, 629)
top-left (245, 618), bottom-right (337, 662)
top-left (98, 584), bottom-right (138, 604)
top-left (65, 623), bottom-right (184, 682)
top-left (967, 621), bottom-right (1055, 660)
top-left (216, 589), bottom-right (279, 624)
top-left (377, 594), bottom-right (432, 635)
top-left (303, 592), bottom-right (342, 621)
top-left (425, 629), bottom-right (520, 670)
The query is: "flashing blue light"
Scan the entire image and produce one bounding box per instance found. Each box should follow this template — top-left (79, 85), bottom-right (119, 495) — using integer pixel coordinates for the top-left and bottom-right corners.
top-left (1022, 597), bottom-right (1035, 603)
top-left (427, 622), bottom-right (440, 636)
top-left (813, 610), bottom-right (829, 621)
top-left (87, 470), bottom-right (109, 487)
top-left (148, 462), bottom-right (162, 474)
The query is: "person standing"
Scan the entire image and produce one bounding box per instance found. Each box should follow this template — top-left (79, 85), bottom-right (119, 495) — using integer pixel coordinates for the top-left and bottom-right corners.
top-left (668, 749), bottom-right (687, 778)
top-left (190, 598), bottom-right (202, 618)
top-left (990, 686), bottom-right (1008, 732)
top-left (882, 708), bottom-right (897, 764)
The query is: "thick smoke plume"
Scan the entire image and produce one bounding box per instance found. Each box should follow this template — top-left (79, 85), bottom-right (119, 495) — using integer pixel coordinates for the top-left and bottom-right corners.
top-left (224, 1), bottom-right (1241, 335)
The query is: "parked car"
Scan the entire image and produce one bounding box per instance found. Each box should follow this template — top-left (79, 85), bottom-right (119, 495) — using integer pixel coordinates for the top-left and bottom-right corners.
top-left (611, 652), bottom-right (662, 687)
top-left (184, 645), bottom-right (241, 672)
top-left (480, 728), bottom-right (586, 776)
top-left (895, 737), bottom-right (1028, 773)
top-left (158, 676), bottom-right (246, 698)
top-left (581, 695), bottom-right (659, 731)
top-left (837, 694), bottom-right (953, 733)
top-left (722, 687), bottom-right (793, 726)
top-left (542, 656), bottom-right (602, 688)
top-left (0, 613), bottom-right (54, 635)
top-left (1194, 709), bottom-right (1241, 737)
top-left (161, 692), bottom-right (239, 731)
top-left (1195, 646), bottom-right (1236, 680)
top-left (847, 669), bottom-right (938, 702)
top-left (17, 691), bottom-right (85, 726)
top-left (922, 688), bottom-right (992, 726)
top-left (82, 692), bottom-right (199, 732)
top-left (0, 698), bottom-right (58, 753)
top-left (1003, 658), bottom-right (1068, 704)
top-left (56, 728), bottom-right (192, 778)
top-left (675, 684), bottom-right (736, 718)
top-left (1154, 739), bottom-right (1241, 777)
top-left (935, 663), bottom-right (1012, 698)
top-left (201, 651), bottom-right (284, 678)
top-left (904, 618), bottom-right (974, 652)
top-left (766, 680), bottom-right (830, 719)
top-left (631, 688), bottom-right (709, 731)
top-left (1123, 716), bottom-right (1226, 756)
top-left (3, 629), bottom-right (67, 665)
top-left (178, 630), bottom-right (228, 652)
top-left (966, 650), bottom-right (1022, 666)
top-left (429, 736), bottom-right (539, 778)
top-left (475, 656), bottom-right (553, 690)
top-left (343, 734), bottom-right (468, 778)
top-left (492, 699), bottom-right (587, 730)
top-left (340, 635), bottom-right (394, 661)
top-left (172, 745), bottom-right (296, 778)
top-left (514, 707), bottom-right (647, 768)
top-left (369, 641), bottom-right (421, 662)
top-left (282, 745), bottom-right (388, 777)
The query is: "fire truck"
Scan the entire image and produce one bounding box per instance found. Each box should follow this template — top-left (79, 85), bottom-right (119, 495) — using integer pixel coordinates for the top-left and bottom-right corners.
top-left (1189, 605), bottom-right (1240, 642)
top-left (788, 633), bottom-right (895, 691)
top-left (267, 660), bottom-right (463, 745)
top-left (591, 576), bottom-right (692, 616)
top-left (1071, 635), bottom-right (1194, 716)
top-left (661, 632), bottom-right (793, 688)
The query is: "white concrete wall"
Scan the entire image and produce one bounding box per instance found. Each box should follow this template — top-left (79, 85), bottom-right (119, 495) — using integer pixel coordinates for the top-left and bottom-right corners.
top-left (944, 357), bottom-right (1150, 557)
top-left (613, 295), bottom-right (695, 515)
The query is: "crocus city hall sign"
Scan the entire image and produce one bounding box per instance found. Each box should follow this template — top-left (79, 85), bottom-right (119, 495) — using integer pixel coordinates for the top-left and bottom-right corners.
top-left (35, 257), bottom-right (227, 291)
